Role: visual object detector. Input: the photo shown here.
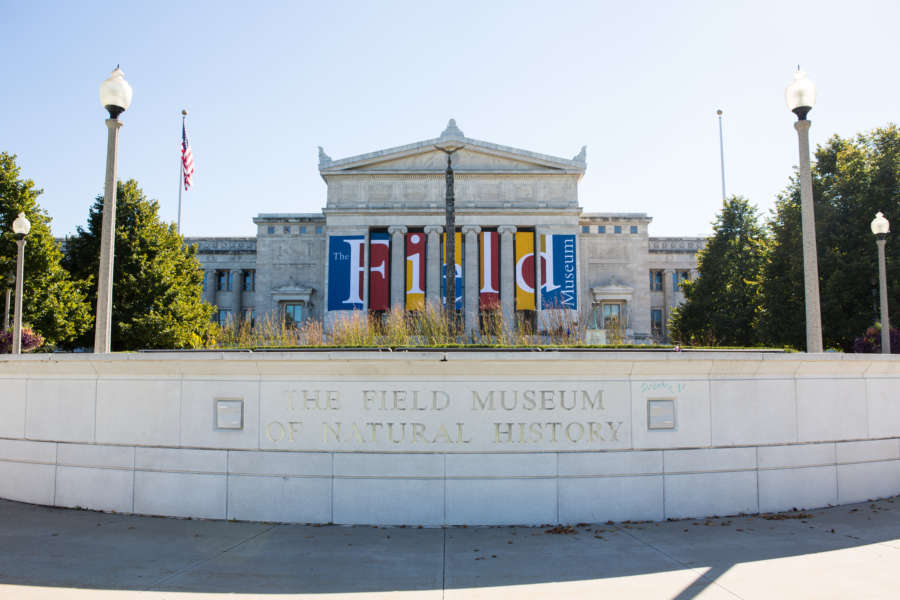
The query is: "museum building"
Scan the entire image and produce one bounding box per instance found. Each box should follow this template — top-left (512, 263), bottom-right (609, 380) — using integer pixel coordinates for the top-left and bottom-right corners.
top-left (187, 121), bottom-right (704, 342)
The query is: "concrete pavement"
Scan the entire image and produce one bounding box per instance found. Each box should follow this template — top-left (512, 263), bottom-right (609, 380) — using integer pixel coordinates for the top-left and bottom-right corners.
top-left (1, 496), bottom-right (899, 598)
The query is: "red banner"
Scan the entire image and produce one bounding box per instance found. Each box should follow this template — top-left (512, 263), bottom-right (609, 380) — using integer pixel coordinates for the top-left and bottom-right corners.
top-left (369, 233), bottom-right (390, 311)
top-left (480, 231), bottom-right (500, 310)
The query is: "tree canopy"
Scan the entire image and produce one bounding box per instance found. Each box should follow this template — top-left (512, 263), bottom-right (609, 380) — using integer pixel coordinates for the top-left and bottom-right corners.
top-left (757, 124), bottom-right (899, 351)
top-left (62, 179), bottom-right (214, 351)
top-left (669, 196), bottom-right (767, 347)
top-left (0, 152), bottom-right (92, 349)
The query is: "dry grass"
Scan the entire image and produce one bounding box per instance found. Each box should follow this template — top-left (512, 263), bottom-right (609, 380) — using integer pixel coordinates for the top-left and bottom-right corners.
top-left (203, 300), bottom-right (639, 349)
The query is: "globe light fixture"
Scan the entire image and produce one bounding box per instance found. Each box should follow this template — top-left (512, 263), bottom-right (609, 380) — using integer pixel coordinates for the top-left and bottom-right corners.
top-left (785, 68), bottom-right (817, 120)
top-left (95, 67), bottom-right (132, 353)
top-left (10, 213), bottom-right (30, 354)
top-left (99, 66), bottom-right (133, 119)
top-left (871, 212), bottom-right (891, 354)
top-left (786, 68), bottom-right (823, 353)
top-left (12, 213), bottom-right (31, 237)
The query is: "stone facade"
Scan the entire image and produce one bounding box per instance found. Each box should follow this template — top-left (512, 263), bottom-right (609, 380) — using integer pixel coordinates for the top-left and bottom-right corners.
top-left (185, 121), bottom-right (704, 342)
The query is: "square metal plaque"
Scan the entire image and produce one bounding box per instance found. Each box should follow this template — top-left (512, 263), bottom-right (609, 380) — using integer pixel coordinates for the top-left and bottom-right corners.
top-left (216, 399), bottom-right (244, 430)
top-left (647, 399), bottom-right (675, 430)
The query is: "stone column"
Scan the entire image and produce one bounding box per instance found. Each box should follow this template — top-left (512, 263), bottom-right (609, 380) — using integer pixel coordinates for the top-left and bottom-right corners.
top-left (424, 225), bottom-right (443, 306)
top-left (388, 226), bottom-right (407, 310)
top-left (498, 226), bottom-right (517, 328)
top-left (462, 225), bottom-right (481, 337)
top-left (231, 269), bottom-right (243, 320)
top-left (204, 269), bottom-right (217, 306)
top-left (362, 230), bottom-right (370, 311)
top-left (663, 268), bottom-right (674, 341)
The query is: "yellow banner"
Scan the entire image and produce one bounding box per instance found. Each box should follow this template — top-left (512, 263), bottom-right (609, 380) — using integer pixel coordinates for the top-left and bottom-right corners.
top-left (515, 233), bottom-right (535, 310)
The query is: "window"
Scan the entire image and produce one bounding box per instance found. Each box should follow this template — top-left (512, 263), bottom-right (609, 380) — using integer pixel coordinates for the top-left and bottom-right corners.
top-left (267, 226), bottom-right (275, 234)
top-left (674, 271), bottom-right (691, 291)
top-left (582, 226), bottom-right (590, 234)
top-left (649, 271), bottom-right (663, 291)
top-left (213, 309), bottom-right (232, 324)
top-left (614, 226), bottom-right (622, 234)
top-left (316, 226), bottom-right (323, 234)
top-left (630, 226), bottom-right (638, 234)
top-left (284, 226), bottom-right (291, 234)
top-left (284, 304), bottom-right (302, 327)
top-left (242, 308), bottom-right (255, 327)
top-left (242, 271), bottom-right (255, 291)
top-left (598, 226), bottom-right (606, 234)
top-left (651, 309), bottom-right (663, 336)
top-left (217, 271), bottom-right (231, 291)
top-left (300, 226), bottom-right (307, 234)
top-left (603, 303), bottom-right (621, 327)
top-left (202, 271), bottom-right (207, 292)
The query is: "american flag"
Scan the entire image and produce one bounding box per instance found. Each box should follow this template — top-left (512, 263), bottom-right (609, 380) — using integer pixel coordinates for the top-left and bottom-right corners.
top-left (181, 123), bottom-right (194, 190)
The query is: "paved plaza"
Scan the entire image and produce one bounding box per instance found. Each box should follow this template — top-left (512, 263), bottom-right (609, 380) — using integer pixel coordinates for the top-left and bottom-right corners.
top-left (0, 496), bottom-right (899, 599)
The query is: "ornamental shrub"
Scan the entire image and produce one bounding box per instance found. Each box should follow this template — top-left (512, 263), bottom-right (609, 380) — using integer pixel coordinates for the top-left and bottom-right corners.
top-left (851, 325), bottom-right (900, 354)
top-left (0, 327), bottom-right (45, 353)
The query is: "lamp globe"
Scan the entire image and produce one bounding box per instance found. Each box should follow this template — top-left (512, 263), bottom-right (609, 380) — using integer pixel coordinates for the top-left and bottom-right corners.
top-left (785, 68), bottom-right (817, 120)
top-left (99, 67), bottom-right (133, 119)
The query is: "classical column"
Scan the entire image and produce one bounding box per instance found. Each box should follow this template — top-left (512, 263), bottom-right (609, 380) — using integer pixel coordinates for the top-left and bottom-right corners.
top-left (231, 269), bottom-right (243, 320)
top-left (388, 226), bottom-right (407, 310)
top-left (204, 269), bottom-right (217, 306)
top-left (663, 268), bottom-right (674, 341)
top-left (498, 226), bottom-right (517, 328)
top-left (362, 230), bottom-right (370, 310)
top-left (462, 225), bottom-right (481, 336)
top-left (424, 225), bottom-right (443, 306)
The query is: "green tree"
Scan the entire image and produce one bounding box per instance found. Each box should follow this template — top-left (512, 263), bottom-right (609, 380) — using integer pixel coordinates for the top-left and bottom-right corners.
top-left (669, 196), bottom-right (768, 347)
top-left (758, 124), bottom-right (899, 351)
top-left (0, 152), bottom-right (92, 349)
top-left (62, 179), bottom-right (214, 351)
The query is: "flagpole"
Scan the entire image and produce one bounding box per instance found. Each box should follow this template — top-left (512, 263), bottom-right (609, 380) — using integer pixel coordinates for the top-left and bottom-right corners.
top-left (717, 109), bottom-right (726, 200)
top-left (178, 110), bottom-right (186, 235)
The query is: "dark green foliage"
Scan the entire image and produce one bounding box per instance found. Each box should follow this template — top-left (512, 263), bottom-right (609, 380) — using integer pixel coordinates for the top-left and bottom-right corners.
top-left (669, 196), bottom-right (768, 347)
top-left (62, 180), bottom-right (215, 351)
top-left (0, 152), bottom-right (92, 349)
top-left (758, 124), bottom-right (899, 351)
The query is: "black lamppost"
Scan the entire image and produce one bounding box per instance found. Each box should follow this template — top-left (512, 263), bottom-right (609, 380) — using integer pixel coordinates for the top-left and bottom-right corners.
top-left (435, 141), bottom-right (465, 318)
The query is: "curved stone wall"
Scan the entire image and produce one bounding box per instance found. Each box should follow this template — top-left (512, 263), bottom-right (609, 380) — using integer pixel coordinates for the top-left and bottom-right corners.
top-left (1, 351), bottom-right (898, 525)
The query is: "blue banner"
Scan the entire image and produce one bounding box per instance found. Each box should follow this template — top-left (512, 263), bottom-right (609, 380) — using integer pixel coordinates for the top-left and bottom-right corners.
top-left (540, 234), bottom-right (577, 309)
top-left (328, 235), bottom-right (366, 311)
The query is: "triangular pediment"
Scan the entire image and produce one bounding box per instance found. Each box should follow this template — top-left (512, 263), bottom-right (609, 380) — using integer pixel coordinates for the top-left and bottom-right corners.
top-left (318, 121), bottom-right (586, 177)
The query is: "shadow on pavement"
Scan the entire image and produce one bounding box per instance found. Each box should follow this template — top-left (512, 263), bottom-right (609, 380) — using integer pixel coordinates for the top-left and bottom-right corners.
top-left (0, 496), bottom-right (898, 599)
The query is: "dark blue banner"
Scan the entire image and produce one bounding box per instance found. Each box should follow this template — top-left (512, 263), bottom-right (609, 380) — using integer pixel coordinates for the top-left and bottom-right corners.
top-left (328, 235), bottom-right (366, 311)
top-left (541, 234), bottom-right (577, 309)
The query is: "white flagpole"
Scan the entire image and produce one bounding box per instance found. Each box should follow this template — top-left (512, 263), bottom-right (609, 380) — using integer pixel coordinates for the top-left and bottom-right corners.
top-left (717, 109), bottom-right (726, 200)
top-left (178, 111), bottom-right (186, 235)
top-left (178, 160), bottom-right (183, 235)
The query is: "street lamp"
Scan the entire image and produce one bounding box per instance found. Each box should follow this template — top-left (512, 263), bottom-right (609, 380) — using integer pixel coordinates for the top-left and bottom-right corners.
top-left (3, 272), bottom-right (13, 332)
top-left (871, 212), bottom-right (891, 354)
top-left (434, 140), bottom-right (466, 319)
top-left (95, 67), bottom-right (132, 353)
top-left (785, 68), bottom-right (823, 353)
top-left (10, 213), bottom-right (30, 354)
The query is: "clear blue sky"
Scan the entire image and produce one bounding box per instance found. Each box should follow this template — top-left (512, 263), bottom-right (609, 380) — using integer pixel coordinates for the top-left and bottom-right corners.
top-left (2, 0), bottom-right (897, 238)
